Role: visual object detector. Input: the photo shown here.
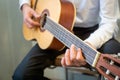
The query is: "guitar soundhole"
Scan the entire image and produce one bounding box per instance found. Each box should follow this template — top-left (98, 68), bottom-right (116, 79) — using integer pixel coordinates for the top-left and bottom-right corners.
top-left (40, 14), bottom-right (47, 31)
top-left (40, 9), bottom-right (49, 31)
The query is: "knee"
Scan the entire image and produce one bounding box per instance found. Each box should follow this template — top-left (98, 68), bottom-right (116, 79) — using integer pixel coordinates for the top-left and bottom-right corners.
top-left (100, 39), bottom-right (120, 54)
top-left (12, 69), bottom-right (24, 80)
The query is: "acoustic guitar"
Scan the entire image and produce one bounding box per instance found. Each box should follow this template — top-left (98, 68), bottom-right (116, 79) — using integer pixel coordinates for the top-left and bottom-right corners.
top-left (23, 0), bottom-right (120, 80)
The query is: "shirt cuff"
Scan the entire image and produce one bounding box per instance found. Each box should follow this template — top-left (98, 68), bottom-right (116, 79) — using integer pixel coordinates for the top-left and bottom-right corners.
top-left (84, 38), bottom-right (100, 49)
top-left (19, 0), bottom-right (30, 9)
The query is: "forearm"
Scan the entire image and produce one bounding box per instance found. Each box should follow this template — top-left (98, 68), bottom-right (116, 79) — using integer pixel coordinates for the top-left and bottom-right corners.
top-left (84, 23), bottom-right (118, 49)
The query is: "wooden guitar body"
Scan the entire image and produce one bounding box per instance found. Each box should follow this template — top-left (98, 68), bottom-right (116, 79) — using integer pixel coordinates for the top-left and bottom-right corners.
top-left (23, 0), bottom-right (75, 50)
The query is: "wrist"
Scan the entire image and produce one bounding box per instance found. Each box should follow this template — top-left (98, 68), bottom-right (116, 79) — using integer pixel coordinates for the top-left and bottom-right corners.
top-left (84, 41), bottom-right (96, 49)
top-left (21, 4), bottom-right (30, 12)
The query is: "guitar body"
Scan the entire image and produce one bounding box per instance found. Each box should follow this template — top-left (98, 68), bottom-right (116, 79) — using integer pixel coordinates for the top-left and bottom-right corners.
top-left (23, 0), bottom-right (75, 50)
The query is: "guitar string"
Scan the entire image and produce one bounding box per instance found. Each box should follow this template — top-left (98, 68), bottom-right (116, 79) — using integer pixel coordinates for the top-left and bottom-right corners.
top-left (44, 17), bottom-right (98, 65)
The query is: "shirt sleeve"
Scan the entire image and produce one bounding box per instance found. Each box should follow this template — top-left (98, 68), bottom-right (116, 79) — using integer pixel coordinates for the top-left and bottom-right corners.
top-left (84, 0), bottom-right (119, 49)
top-left (19, 0), bottom-right (30, 9)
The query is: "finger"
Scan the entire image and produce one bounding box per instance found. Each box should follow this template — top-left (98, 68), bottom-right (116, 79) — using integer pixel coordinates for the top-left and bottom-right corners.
top-left (70, 44), bottom-right (77, 61)
top-left (76, 48), bottom-right (85, 61)
top-left (25, 21), bottom-right (32, 28)
top-left (26, 16), bottom-right (40, 28)
top-left (65, 49), bottom-right (72, 66)
top-left (76, 48), bottom-right (86, 65)
top-left (31, 10), bottom-right (41, 24)
top-left (61, 57), bottom-right (66, 67)
top-left (32, 11), bottom-right (41, 19)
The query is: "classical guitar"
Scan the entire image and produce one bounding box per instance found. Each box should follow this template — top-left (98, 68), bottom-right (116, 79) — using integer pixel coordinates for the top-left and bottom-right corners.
top-left (23, 0), bottom-right (120, 80)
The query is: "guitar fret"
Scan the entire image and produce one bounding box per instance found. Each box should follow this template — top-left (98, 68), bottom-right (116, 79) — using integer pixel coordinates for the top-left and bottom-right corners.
top-left (44, 17), bottom-right (98, 66)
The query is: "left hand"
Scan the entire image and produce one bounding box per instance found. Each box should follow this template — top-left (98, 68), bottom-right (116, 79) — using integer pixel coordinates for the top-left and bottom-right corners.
top-left (61, 44), bottom-right (87, 67)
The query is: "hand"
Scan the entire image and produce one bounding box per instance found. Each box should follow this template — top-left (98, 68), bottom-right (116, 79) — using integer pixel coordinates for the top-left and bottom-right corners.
top-left (61, 44), bottom-right (86, 67)
top-left (21, 4), bottom-right (40, 28)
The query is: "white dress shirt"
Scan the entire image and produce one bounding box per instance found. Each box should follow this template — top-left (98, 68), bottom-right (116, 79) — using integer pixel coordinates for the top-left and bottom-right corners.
top-left (19, 0), bottom-right (119, 49)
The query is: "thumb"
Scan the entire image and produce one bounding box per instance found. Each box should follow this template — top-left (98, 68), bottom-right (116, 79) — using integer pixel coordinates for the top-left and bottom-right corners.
top-left (32, 10), bottom-right (40, 19)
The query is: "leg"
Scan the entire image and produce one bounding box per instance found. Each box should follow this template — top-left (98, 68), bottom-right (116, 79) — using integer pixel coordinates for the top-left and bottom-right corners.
top-left (12, 44), bottom-right (64, 80)
top-left (98, 38), bottom-right (120, 54)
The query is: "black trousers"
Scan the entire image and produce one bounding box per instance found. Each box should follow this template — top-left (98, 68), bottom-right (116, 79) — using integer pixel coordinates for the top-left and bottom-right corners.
top-left (12, 25), bottom-right (120, 80)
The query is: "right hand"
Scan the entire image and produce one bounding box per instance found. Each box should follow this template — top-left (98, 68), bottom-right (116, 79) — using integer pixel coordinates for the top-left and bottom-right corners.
top-left (21, 4), bottom-right (40, 28)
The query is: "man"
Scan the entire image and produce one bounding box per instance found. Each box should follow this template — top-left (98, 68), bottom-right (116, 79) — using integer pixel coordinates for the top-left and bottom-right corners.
top-left (12, 0), bottom-right (120, 80)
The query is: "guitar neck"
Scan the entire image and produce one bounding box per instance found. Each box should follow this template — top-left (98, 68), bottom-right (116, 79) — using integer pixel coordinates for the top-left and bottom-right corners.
top-left (43, 16), bottom-right (100, 67)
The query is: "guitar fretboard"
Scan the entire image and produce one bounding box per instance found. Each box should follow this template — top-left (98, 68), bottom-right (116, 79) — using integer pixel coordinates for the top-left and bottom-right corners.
top-left (44, 16), bottom-right (99, 66)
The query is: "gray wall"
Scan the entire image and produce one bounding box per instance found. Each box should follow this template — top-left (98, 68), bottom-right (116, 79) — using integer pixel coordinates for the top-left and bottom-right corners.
top-left (0, 0), bottom-right (32, 80)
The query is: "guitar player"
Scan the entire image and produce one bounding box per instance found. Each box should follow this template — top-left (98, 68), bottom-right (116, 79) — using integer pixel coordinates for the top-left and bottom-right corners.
top-left (12, 0), bottom-right (120, 80)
